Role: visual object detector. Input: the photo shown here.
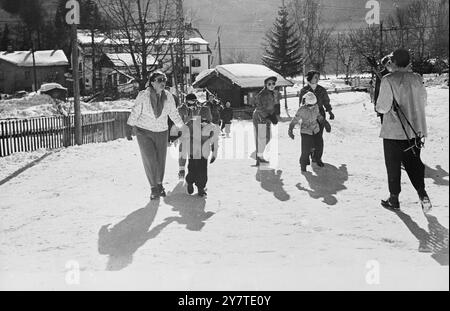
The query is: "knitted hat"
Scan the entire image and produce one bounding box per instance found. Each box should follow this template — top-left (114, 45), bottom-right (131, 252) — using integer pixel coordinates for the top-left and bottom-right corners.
top-left (200, 106), bottom-right (212, 122)
top-left (186, 93), bottom-right (197, 101)
top-left (303, 91), bottom-right (317, 106)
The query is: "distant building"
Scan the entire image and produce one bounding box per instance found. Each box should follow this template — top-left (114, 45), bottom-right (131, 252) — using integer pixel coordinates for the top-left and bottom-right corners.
top-left (0, 49), bottom-right (69, 94)
top-left (99, 52), bottom-right (158, 94)
top-left (77, 27), bottom-right (212, 93)
top-left (193, 63), bottom-right (293, 109)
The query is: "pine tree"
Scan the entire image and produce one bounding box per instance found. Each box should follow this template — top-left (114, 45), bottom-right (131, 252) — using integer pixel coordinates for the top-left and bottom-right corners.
top-left (262, 5), bottom-right (302, 78)
top-left (1, 24), bottom-right (11, 51)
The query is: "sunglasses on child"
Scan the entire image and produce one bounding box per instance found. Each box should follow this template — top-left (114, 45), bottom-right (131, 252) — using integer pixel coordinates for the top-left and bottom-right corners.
top-left (267, 82), bottom-right (276, 86)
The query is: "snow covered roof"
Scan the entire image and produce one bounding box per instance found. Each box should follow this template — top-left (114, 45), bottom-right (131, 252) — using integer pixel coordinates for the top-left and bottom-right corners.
top-left (185, 37), bottom-right (209, 45)
top-left (0, 50), bottom-right (69, 67)
top-left (155, 37), bottom-right (209, 45)
top-left (105, 53), bottom-right (157, 68)
top-left (193, 63), bottom-right (294, 89)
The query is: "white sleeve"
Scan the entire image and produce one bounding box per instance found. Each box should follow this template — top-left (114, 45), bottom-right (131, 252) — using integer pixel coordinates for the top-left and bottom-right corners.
top-left (375, 78), bottom-right (393, 114)
top-left (127, 91), bottom-right (145, 126)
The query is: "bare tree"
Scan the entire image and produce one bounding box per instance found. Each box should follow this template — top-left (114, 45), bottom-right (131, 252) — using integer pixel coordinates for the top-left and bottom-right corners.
top-left (335, 32), bottom-right (355, 81)
top-left (98, 0), bottom-right (178, 90)
top-left (349, 25), bottom-right (382, 73)
top-left (224, 49), bottom-right (250, 64)
top-left (384, 0), bottom-right (449, 73)
top-left (289, 0), bottom-right (334, 75)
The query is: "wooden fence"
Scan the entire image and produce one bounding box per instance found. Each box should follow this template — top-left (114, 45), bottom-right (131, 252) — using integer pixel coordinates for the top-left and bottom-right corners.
top-left (0, 111), bottom-right (130, 157)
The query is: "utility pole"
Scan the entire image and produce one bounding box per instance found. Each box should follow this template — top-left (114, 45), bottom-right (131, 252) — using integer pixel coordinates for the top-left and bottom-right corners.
top-left (379, 21), bottom-right (383, 60)
top-left (31, 41), bottom-right (38, 92)
top-left (66, 0), bottom-right (82, 145)
top-left (176, 0), bottom-right (185, 96)
top-left (217, 26), bottom-right (223, 65)
top-left (71, 24), bottom-right (82, 146)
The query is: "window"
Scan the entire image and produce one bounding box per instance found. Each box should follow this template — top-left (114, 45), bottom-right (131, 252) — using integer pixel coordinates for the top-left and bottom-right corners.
top-left (192, 44), bottom-right (200, 52)
top-left (191, 59), bottom-right (201, 67)
top-left (24, 70), bottom-right (31, 80)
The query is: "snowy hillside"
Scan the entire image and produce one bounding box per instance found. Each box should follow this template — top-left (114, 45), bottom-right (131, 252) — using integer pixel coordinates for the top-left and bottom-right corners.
top-left (0, 87), bottom-right (448, 290)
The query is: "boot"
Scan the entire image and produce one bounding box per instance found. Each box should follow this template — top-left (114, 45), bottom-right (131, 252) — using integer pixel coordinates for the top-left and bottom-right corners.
top-left (150, 187), bottom-right (160, 200)
top-left (158, 184), bottom-right (166, 197)
top-left (419, 195), bottom-right (432, 214)
top-left (256, 156), bottom-right (269, 166)
top-left (198, 188), bottom-right (207, 197)
top-left (187, 183), bottom-right (194, 195)
top-left (381, 194), bottom-right (400, 210)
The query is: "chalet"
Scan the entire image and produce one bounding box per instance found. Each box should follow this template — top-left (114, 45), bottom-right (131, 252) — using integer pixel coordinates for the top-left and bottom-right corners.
top-left (192, 63), bottom-right (294, 109)
top-left (0, 49), bottom-right (69, 94)
top-left (77, 26), bottom-right (212, 93)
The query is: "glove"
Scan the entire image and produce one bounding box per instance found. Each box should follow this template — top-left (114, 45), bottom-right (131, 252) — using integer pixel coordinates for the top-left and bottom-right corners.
top-left (267, 113), bottom-right (278, 125)
top-left (288, 129), bottom-right (295, 140)
top-left (324, 120), bottom-right (332, 133)
top-left (210, 156), bottom-right (216, 164)
top-left (328, 111), bottom-right (335, 120)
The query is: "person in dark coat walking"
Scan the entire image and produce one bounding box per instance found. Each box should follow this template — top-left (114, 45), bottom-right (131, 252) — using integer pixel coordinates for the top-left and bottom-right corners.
top-left (220, 101), bottom-right (233, 137)
top-left (204, 99), bottom-right (222, 126)
top-left (298, 70), bottom-right (334, 167)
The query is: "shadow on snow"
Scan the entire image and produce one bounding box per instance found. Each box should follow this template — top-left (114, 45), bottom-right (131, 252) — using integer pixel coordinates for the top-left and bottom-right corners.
top-left (97, 182), bottom-right (214, 271)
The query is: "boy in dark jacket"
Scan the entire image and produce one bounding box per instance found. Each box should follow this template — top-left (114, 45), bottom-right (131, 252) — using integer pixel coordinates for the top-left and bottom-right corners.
top-left (183, 106), bottom-right (220, 197)
top-left (220, 101), bottom-right (234, 137)
top-left (172, 93), bottom-right (202, 179)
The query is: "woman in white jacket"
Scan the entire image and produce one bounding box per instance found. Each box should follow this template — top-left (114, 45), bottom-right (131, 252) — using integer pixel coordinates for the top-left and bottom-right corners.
top-left (127, 71), bottom-right (185, 200)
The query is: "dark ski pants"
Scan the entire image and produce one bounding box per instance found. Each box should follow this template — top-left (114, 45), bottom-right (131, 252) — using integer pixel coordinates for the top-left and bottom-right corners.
top-left (186, 157), bottom-right (208, 190)
top-left (383, 139), bottom-right (427, 197)
top-left (301, 133), bottom-right (322, 166)
top-left (136, 128), bottom-right (168, 189)
top-left (253, 120), bottom-right (271, 157)
top-left (311, 125), bottom-right (324, 162)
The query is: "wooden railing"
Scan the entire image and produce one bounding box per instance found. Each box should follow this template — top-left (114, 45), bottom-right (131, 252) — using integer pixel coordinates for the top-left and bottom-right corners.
top-left (0, 111), bottom-right (130, 157)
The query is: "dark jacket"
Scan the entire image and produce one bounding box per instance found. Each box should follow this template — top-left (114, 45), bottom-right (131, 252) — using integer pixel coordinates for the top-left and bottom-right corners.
top-left (298, 85), bottom-right (331, 117)
top-left (220, 107), bottom-right (233, 124)
top-left (204, 101), bottom-right (221, 125)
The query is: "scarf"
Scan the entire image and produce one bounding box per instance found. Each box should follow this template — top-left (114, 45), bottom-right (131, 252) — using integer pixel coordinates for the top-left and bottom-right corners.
top-left (148, 86), bottom-right (166, 119)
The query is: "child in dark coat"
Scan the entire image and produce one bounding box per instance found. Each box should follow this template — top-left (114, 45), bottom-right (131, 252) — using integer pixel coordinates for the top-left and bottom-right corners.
top-left (220, 101), bottom-right (234, 137)
top-left (183, 106), bottom-right (220, 197)
top-left (288, 92), bottom-right (331, 172)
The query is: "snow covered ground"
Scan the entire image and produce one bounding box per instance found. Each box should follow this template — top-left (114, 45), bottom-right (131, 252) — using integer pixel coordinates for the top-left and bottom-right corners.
top-left (0, 87), bottom-right (448, 290)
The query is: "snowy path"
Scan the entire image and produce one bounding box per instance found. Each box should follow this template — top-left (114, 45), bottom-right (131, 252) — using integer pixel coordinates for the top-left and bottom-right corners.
top-left (0, 88), bottom-right (448, 290)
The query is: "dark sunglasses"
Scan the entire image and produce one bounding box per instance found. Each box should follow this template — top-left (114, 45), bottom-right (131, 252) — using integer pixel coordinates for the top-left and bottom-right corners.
top-left (267, 82), bottom-right (276, 86)
top-left (155, 77), bottom-right (167, 83)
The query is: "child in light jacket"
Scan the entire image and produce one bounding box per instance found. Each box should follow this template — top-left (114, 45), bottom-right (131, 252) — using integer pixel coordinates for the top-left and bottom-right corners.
top-left (288, 92), bottom-right (331, 172)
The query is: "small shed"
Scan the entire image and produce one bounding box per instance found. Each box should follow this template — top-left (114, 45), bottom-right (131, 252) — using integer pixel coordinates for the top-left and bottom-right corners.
top-left (192, 63), bottom-right (293, 109)
top-left (0, 50), bottom-right (69, 94)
